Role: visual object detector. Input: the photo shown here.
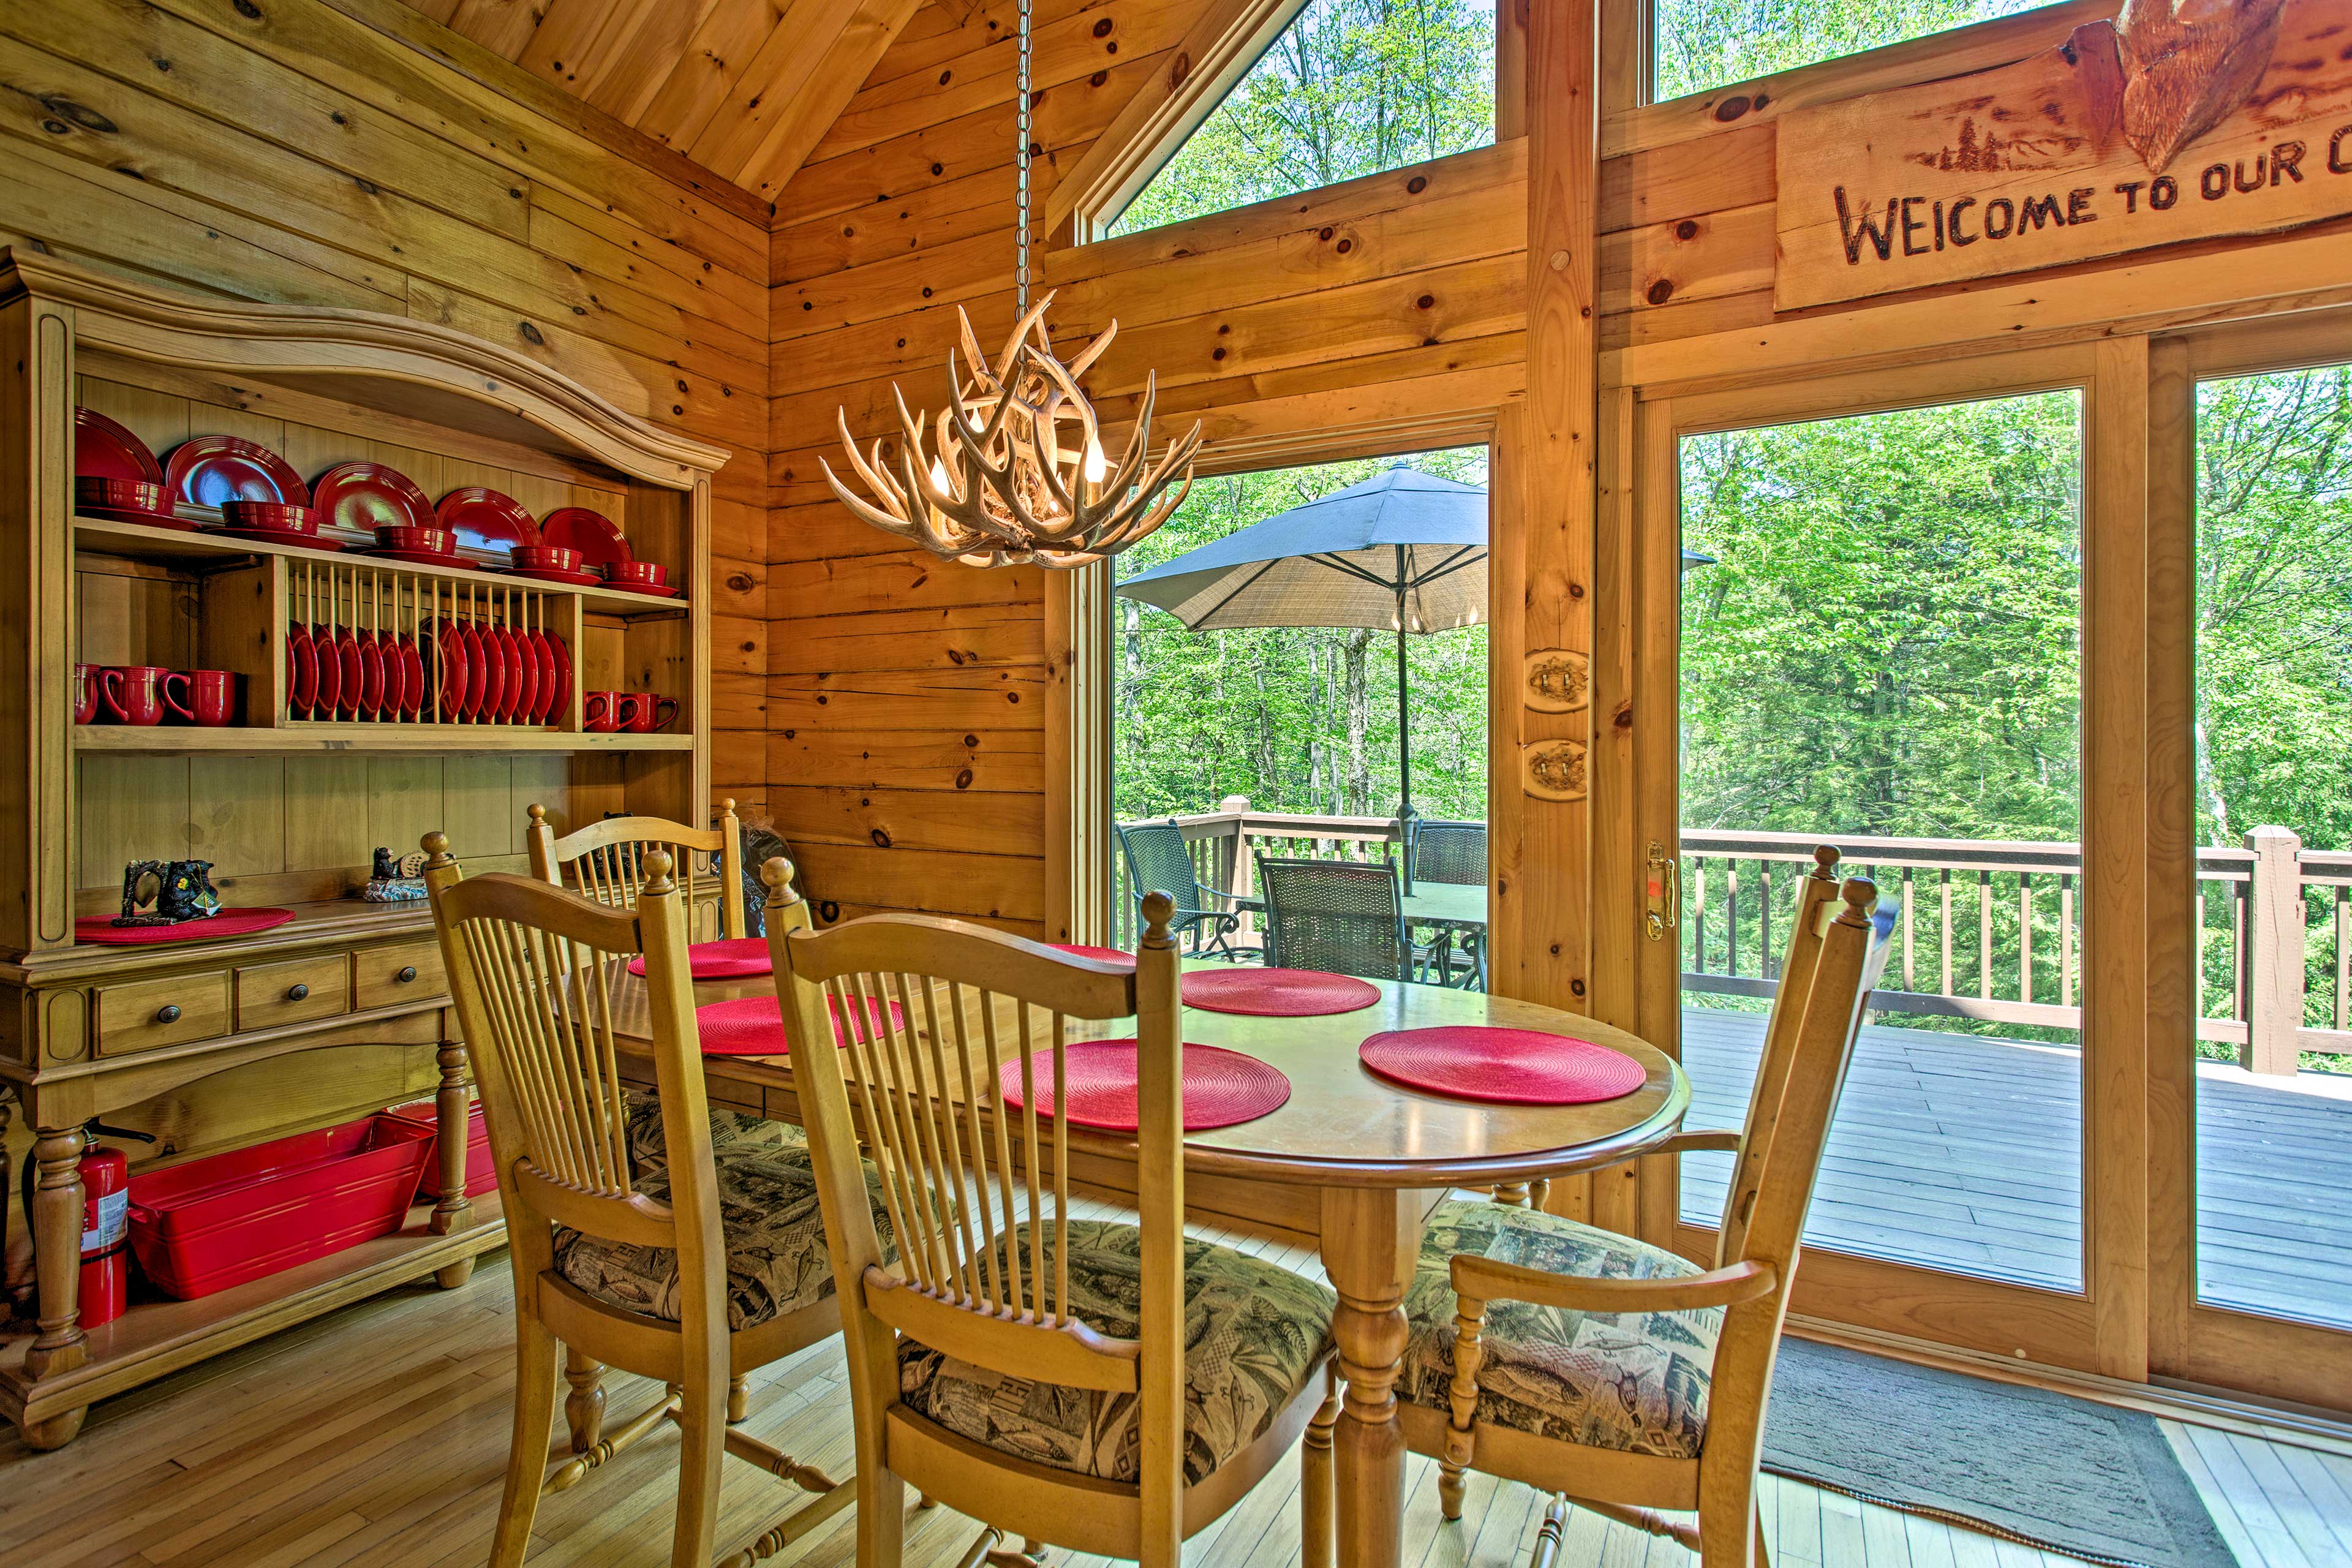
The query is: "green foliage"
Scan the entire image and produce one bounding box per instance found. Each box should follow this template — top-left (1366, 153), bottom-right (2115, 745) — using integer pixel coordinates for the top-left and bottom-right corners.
top-left (1652, 0), bottom-right (2048, 102)
top-left (1109, 0), bottom-right (1495, 237)
top-left (1113, 449), bottom-right (1490, 822)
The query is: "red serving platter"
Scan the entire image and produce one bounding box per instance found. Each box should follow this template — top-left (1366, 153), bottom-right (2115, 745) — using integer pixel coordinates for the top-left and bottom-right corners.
top-left (433, 488), bottom-right (540, 555)
top-left (310, 462), bottom-right (433, 535)
top-left (76, 408), bottom-right (165, 485)
top-left (165, 437), bottom-right (308, 510)
top-left (538, 507), bottom-right (631, 568)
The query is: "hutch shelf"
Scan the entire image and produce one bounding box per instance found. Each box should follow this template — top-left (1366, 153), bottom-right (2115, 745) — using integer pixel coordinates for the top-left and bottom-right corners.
top-left (0, 249), bottom-right (728, 1449)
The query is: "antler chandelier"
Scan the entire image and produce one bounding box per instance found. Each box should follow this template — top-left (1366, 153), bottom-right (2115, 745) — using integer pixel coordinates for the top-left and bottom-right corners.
top-left (821, 0), bottom-right (1198, 569)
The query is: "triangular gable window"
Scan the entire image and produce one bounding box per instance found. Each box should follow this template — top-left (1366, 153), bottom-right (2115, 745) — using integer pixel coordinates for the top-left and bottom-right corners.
top-left (1108, 0), bottom-right (1496, 238)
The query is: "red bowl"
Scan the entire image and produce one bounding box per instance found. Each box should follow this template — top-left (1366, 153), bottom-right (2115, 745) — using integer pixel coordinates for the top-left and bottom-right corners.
top-left (376, 524), bottom-right (456, 556)
top-left (599, 559), bottom-right (668, 586)
top-left (511, 545), bottom-right (584, 573)
top-left (76, 477), bottom-right (167, 515)
top-left (221, 501), bottom-right (320, 533)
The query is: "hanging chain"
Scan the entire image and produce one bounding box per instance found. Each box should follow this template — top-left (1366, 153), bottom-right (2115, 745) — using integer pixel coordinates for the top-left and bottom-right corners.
top-left (1014, 0), bottom-right (1033, 314)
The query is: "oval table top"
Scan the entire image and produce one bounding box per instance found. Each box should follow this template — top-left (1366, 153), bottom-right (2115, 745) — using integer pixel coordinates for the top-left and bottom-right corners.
top-left (606, 963), bottom-right (1690, 1191)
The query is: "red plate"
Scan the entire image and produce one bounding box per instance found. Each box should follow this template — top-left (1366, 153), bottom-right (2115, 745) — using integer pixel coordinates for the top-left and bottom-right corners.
top-left (219, 524), bottom-right (343, 552)
top-left (538, 507), bottom-right (630, 568)
top-left (545, 634), bottom-right (571, 723)
top-left (470, 623), bottom-right (502, 722)
top-left (433, 488), bottom-right (540, 555)
top-left (356, 633), bottom-right (386, 718)
top-left (529, 633), bottom-right (559, 723)
top-left (311, 624), bottom-right (343, 715)
top-left (507, 564), bottom-right (602, 588)
top-left (504, 628), bottom-right (537, 723)
top-left (165, 436), bottom-right (307, 510)
top-left (310, 462), bottom-right (432, 535)
top-left (84, 505), bottom-right (204, 532)
top-left (335, 630), bottom-right (363, 719)
top-left (399, 636), bottom-right (426, 718)
top-left (287, 625), bottom-right (318, 717)
top-left (75, 408), bottom-right (165, 484)
top-left (611, 581), bottom-right (682, 600)
top-left (361, 547), bottom-right (469, 568)
top-left (428, 620), bottom-right (470, 722)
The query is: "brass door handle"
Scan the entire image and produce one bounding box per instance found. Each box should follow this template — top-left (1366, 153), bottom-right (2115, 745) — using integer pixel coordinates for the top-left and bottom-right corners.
top-left (1645, 842), bottom-right (1681, 942)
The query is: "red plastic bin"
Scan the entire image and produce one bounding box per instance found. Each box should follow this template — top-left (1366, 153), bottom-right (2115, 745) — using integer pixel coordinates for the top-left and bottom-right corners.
top-left (127, 1114), bottom-right (435, 1300)
top-left (382, 1100), bottom-right (497, 1201)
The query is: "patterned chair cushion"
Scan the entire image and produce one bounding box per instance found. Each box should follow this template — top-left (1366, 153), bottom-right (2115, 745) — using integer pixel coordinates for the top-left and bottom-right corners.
top-left (552, 1138), bottom-right (894, 1331)
top-left (622, 1090), bottom-right (802, 1170)
top-left (897, 1218), bottom-right (1336, 1485)
top-left (1396, 1200), bottom-right (1721, 1460)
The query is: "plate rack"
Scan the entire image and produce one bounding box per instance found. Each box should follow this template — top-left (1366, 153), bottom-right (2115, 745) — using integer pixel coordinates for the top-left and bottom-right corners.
top-left (284, 557), bottom-right (575, 729)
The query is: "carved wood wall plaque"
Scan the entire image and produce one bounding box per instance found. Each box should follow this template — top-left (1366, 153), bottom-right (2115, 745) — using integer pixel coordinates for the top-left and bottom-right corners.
top-left (1774, 0), bottom-right (2351, 311)
top-left (1523, 648), bottom-right (1591, 712)
top-left (1521, 739), bottom-right (1588, 802)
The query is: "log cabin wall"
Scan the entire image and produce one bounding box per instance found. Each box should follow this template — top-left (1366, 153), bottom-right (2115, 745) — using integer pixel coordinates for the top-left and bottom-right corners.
top-left (0, 0), bottom-right (774, 831)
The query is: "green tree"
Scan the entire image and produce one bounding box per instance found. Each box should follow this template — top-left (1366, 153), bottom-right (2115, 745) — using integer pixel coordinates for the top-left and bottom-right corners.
top-left (1110, 0), bottom-right (1496, 236)
top-left (1652, 0), bottom-right (2047, 102)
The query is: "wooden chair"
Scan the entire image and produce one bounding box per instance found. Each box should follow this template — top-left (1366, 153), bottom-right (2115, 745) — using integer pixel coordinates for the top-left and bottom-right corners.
top-left (527, 799), bottom-right (748, 941)
top-left (1392, 849), bottom-right (1896, 1567)
top-left (760, 868), bottom-right (1342, 1568)
top-left (421, 832), bottom-right (878, 1568)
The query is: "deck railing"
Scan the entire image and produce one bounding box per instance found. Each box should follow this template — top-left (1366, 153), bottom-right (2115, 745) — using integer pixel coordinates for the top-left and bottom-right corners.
top-left (1112, 799), bottom-right (2351, 1075)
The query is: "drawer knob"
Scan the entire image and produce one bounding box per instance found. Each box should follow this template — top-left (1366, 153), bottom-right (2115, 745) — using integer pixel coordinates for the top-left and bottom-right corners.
top-left (286, 983), bottom-right (310, 1001)
top-left (155, 1004), bottom-right (181, 1025)
top-left (396, 965), bottom-right (418, 984)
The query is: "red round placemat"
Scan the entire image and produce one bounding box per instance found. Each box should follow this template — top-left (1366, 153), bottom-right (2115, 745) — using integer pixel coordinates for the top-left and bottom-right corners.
top-left (1182, 967), bottom-right (1379, 1017)
top-left (1357, 1027), bottom-right (1646, 1105)
top-left (1050, 944), bottom-right (1135, 967)
top-left (626, 938), bottom-right (773, 980)
top-left (997, 1041), bottom-right (1291, 1132)
top-left (75, 908), bottom-right (296, 946)
top-left (693, 994), bottom-right (903, 1056)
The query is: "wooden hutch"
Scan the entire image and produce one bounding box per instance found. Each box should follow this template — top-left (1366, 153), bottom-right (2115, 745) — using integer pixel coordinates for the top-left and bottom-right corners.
top-left (0, 250), bottom-right (726, 1449)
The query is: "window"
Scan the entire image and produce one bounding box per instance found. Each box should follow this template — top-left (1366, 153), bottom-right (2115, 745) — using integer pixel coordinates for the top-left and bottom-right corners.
top-left (1107, 0), bottom-right (1497, 238)
top-left (1651, 0), bottom-right (2051, 105)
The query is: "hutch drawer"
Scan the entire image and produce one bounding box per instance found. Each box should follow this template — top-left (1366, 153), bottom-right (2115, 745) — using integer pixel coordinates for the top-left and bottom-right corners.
top-left (93, 970), bottom-right (233, 1057)
top-left (234, 956), bottom-right (352, 1031)
top-left (356, 941), bottom-right (447, 1011)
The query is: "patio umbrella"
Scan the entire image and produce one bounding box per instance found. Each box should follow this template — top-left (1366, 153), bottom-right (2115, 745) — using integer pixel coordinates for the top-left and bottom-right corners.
top-left (1115, 463), bottom-right (1485, 821)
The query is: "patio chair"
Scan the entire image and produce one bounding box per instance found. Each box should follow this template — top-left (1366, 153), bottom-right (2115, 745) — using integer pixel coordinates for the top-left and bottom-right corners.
top-left (1255, 853), bottom-right (1413, 982)
top-left (1117, 818), bottom-right (1246, 958)
top-left (1408, 819), bottom-right (1489, 989)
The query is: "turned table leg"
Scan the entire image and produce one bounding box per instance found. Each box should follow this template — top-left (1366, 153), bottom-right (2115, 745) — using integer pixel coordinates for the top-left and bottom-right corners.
top-left (24, 1123), bottom-right (89, 1385)
top-left (1317, 1186), bottom-right (1423, 1568)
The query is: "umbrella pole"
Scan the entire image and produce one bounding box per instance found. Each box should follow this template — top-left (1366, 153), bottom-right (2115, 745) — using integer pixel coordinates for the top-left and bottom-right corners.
top-left (1395, 556), bottom-right (1414, 894)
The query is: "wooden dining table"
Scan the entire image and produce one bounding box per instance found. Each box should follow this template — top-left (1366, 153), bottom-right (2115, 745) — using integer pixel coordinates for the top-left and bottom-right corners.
top-left (604, 960), bottom-right (1690, 1568)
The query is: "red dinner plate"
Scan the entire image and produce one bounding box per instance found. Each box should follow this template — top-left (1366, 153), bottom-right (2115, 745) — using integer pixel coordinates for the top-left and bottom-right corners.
top-left (398, 636), bottom-right (426, 718)
top-left (507, 564), bottom-right (602, 588)
top-left (538, 507), bottom-right (630, 568)
top-left (471, 623), bottom-right (503, 722)
top-left (545, 635), bottom-right (571, 722)
top-left (525, 632), bottom-right (555, 723)
top-left (309, 462), bottom-right (432, 535)
top-left (336, 630), bottom-right (363, 718)
top-left (433, 488), bottom-right (540, 555)
top-left (165, 436), bottom-right (307, 510)
top-left (311, 624), bottom-right (343, 715)
top-left (490, 628), bottom-right (523, 722)
top-left (84, 504), bottom-right (202, 531)
top-left (429, 620), bottom-right (470, 721)
top-left (287, 625), bottom-right (317, 717)
top-left (75, 408), bottom-right (165, 485)
top-left (356, 634), bottom-right (385, 717)
top-left (504, 628), bottom-right (537, 722)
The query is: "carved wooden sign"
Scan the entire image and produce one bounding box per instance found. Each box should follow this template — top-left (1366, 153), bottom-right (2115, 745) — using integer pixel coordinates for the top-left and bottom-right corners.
top-left (1774, 0), bottom-right (2352, 311)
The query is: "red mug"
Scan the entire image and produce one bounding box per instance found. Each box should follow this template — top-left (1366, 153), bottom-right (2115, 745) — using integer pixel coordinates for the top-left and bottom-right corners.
top-left (74, 663), bottom-right (102, 725)
top-left (180, 669), bottom-right (236, 726)
top-left (102, 665), bottom-right (192, 726)
top-left (582, 690), bottom-right (640, 734)
top-left (625, 693), bottom-right (679, 733)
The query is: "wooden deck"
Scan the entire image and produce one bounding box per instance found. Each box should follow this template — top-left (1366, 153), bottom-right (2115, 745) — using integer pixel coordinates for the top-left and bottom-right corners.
top-left (1679, 1007), bottom-right (2352, 1326)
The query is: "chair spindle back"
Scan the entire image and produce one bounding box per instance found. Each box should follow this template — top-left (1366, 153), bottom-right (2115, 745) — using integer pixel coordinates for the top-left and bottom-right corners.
top-left (527, 801), bottom-right (746, 941)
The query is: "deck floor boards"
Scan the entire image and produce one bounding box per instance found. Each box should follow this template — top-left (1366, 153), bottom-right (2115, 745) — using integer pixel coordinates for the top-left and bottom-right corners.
top-left (1678, 1008), bottom-right (2352, 1325)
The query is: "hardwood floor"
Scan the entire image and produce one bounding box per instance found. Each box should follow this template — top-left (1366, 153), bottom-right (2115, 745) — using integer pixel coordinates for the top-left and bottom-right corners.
top-left (4, 1208), bottom-right (2347, 1567)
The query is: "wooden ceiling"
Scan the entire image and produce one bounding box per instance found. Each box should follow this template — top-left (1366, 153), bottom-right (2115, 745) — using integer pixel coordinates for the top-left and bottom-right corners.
top-left (399, 0), bottom-right (927, 206)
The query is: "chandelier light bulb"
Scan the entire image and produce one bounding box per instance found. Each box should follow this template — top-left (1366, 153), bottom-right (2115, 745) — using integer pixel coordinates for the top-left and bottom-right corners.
top-left (1083, 435), bottom-right (1110, 485)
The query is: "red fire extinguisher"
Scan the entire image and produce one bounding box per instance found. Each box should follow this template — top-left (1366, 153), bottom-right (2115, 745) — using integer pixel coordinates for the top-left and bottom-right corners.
top-left (15, 1121), bottom-right (154, 1330)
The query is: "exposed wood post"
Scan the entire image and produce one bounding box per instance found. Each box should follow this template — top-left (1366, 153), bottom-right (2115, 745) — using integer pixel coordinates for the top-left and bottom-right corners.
top-left (1224, 795), bottom-right (1256, 938)
top-left (2244, 825), bottom-right (2305, 1076)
